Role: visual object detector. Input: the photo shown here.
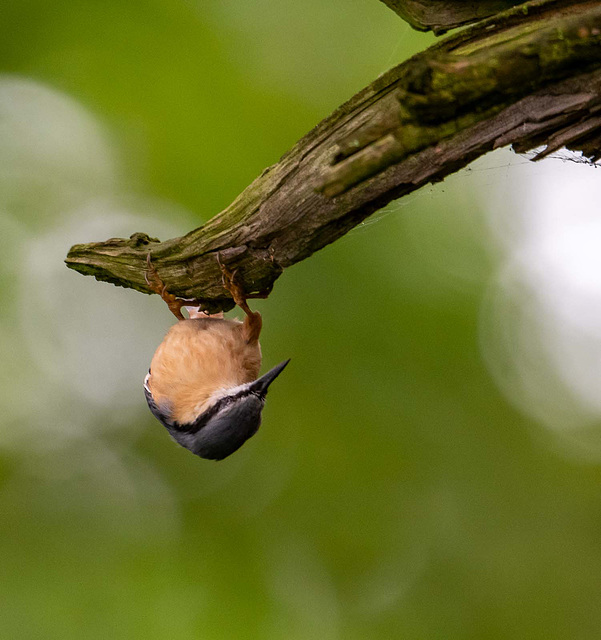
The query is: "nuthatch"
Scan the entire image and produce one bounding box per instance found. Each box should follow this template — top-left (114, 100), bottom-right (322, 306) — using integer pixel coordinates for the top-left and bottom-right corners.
top-left (143, 255), bottom-right (289, 460)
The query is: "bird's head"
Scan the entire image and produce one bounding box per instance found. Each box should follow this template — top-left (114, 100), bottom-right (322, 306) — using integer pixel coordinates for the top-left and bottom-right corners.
top-left (144, 359), bottom-right (290, 460)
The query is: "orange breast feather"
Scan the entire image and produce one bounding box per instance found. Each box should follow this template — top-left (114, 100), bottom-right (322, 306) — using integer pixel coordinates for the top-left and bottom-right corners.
top-left (148, 317), bottom-right (262, 425)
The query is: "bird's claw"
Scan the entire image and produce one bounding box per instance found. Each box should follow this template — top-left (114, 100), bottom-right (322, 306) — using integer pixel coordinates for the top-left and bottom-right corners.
top-left (217, 253), bottom-right (248, 308)
top-left (145, 254), bottom-right (189, 321)
top-left (215, 252), bottom-right (262, 342)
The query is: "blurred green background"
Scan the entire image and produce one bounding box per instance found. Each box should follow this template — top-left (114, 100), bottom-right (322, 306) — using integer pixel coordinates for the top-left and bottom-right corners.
top-left (2, 1), bottom-right (601, 639)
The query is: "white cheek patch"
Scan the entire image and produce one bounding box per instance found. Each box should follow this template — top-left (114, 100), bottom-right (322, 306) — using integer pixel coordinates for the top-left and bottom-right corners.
top-left (211, 381), bottom-right (252, 402)
top-left (182, 382), bottom-right (254, 425)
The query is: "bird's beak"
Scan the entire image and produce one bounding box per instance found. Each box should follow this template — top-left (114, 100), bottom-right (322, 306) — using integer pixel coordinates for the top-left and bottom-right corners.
top-left (251, 359), bottom-right (291, 396)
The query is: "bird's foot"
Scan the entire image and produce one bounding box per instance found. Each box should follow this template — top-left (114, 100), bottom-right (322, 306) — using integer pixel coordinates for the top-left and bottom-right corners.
top-left (145, 254), bottom-right (197, 321)
top-left (217, 254), bottom-right (262, 342)
top-left (217, 253), bottom-right (249, 309)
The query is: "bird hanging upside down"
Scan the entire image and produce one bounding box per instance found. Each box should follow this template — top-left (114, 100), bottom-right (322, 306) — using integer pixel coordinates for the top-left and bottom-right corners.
top-left (143, 255), bottom-right (289, 460)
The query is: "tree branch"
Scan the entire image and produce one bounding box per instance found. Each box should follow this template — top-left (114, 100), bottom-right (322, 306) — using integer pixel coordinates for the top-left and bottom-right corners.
top-left (66, 0), bottom-right (601, 313)
top-left (378, 0), bottom-right (526, 34)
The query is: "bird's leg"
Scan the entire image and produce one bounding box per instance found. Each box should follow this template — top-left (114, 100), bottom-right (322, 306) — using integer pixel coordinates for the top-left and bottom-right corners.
top-left (145, 254), bottom-right (199, 321)
top-left (218, 254), bottom-right (262, 344)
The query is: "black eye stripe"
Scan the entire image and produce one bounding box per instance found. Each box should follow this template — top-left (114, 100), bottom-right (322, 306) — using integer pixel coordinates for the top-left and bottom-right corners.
top-left (177, 395), bottom-right (234, 433)
top-left (175, 388), bottom-right (262, 433)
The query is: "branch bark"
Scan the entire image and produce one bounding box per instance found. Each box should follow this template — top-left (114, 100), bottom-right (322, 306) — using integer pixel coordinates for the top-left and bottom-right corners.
top-left (66, 0), bottom-right (601, 314)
